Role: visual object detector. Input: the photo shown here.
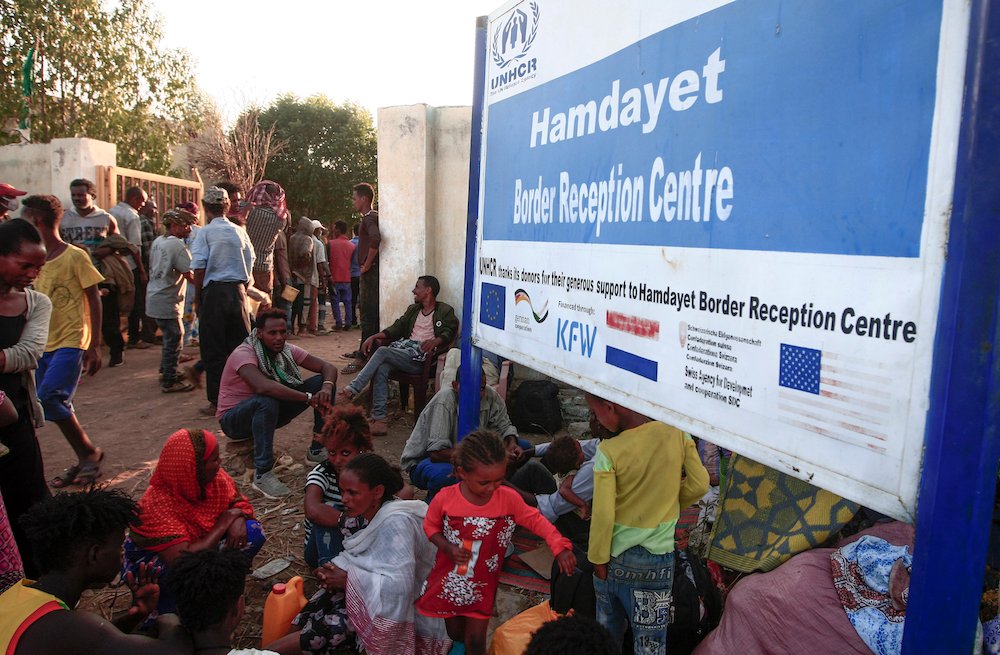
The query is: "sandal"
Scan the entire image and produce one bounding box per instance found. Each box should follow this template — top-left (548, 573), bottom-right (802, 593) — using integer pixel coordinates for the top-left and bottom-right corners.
top-left (51, 464), bottom-right (81, 489)
top-left (340, 362), bottom-right (361, 374)
top-left (73, 452), bottom-right (105, 486)
top-left (341, 350), bottom-right (361, 359)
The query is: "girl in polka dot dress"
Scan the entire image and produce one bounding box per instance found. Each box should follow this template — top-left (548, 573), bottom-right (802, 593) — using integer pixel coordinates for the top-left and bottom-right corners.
top-left (416, 430), bottom-right (576, 655)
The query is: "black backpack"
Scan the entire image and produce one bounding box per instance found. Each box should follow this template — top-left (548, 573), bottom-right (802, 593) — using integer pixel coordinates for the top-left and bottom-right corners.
top-left (510, 380), bottom-right (562, 434)
top-left (551, 547), bottom-right (721, 655)
top-left (668, 549), bottom-right (722, 654)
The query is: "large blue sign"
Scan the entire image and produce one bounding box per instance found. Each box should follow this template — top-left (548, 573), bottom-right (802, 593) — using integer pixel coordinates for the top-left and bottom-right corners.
top-left (482, 0), bottom-right (942, 257)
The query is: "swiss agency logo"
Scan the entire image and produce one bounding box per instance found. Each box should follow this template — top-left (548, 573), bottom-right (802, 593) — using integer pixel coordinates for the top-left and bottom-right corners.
top-left (490, 2), bottom-right (539, 93)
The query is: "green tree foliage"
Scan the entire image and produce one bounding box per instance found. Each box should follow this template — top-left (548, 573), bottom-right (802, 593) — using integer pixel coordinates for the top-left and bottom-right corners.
top-left (0, 0), bottom-right (203, 174)
top-left (259, 95), bottom-right (377, 222)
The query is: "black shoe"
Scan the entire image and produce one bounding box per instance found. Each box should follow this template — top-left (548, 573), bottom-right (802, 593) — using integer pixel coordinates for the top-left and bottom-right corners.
top-left (109, 353), bottom-right (125, 367)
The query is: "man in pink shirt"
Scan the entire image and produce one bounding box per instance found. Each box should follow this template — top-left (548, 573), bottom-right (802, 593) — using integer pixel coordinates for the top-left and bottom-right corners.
top-left (217, 307), bottom-right (337, 498)
top-left (326, 220), bottom-right (355, 331)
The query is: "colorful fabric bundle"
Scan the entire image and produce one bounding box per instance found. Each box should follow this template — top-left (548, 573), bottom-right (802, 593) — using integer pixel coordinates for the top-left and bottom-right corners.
top-left (707, 455), bottom-right (859, 572)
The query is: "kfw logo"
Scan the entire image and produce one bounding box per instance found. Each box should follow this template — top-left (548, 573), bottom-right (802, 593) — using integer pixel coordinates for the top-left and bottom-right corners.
top-left (556, 318), bottom-right (596, 358)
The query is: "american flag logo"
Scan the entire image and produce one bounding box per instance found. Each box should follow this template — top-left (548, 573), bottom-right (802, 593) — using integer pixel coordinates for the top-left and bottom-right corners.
top-left (778, 343), bottom-right (893, 453)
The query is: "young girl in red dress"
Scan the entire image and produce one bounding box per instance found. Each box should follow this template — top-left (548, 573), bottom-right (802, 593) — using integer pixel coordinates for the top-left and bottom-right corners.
top-left (417, 430), bottom-right (576, 655)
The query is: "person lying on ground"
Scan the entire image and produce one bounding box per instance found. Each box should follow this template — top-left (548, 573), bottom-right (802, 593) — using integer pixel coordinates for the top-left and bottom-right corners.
top-left (268, 453), bottom-right (449, 655)
top-left (400, 370), bottom-right (522, 501)
top-left (542, 436), bottom-right (591, 519)
top-left (0, 488), bottom-right (192, 655)
top-left (216, 307), bottom-right (337, 499)
top-left (166, 549), bottom-right (278, 655)
top-left (505, 435), bottom-right (602, 545)
top-left (337, 275), bottom-right (457, 436)
top-left (123, 429), bottom-right (264, 614)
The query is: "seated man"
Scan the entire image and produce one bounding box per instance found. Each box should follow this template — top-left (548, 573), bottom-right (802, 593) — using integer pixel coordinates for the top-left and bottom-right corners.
top-left (166, 549), bottom-right (278, 655)
top-left (217, 307), bottom-right (337, 499)
top-left (337, 275), bottom-right (457, 436)
top-left (400, 372), bottom-right (521, 499)
top-left (0, 489), bottom-right (191, 655)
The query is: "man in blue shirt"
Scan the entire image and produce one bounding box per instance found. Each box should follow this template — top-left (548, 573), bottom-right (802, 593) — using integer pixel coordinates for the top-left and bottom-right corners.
top-left (190, 187), bottom-right (259, 412)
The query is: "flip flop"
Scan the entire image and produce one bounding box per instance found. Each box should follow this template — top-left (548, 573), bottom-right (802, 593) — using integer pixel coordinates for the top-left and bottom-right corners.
top-left (340, 362), bottom-right (362, 374)
top-left (72, 452), bottom-right (105, 486)
top-left (51, 464), bottom-right (81, 489)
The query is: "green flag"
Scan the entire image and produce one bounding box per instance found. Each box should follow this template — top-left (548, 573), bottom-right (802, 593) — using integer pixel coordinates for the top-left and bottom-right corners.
top-left (20, 48), bottom-right (34, 129)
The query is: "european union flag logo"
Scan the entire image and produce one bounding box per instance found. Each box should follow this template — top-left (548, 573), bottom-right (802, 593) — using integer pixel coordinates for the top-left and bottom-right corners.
top-left (778, 343), bottom-right (821, 394)
top-left (479, 282), bottom-right (506, 330)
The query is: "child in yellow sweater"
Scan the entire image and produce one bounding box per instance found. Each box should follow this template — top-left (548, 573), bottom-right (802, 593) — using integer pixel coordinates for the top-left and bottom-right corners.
top-left (585, 393), bottom-right (709, 655)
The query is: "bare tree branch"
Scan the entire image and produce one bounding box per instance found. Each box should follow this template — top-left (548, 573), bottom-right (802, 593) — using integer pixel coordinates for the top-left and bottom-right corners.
top-left (188, 106), bottom-right (287, 192)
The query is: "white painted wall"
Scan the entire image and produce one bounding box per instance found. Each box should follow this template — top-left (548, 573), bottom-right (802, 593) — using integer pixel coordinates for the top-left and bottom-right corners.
top-left (0, 138), bottom-right (117, 216)
top-left (376, 105), bottom-right (473, 324)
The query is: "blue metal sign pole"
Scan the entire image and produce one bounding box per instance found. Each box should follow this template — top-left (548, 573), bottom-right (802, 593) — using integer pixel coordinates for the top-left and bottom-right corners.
top-left (903, 0), bottom-right (1000, 650)
top-left (457, 16), bottom-right (489, 441)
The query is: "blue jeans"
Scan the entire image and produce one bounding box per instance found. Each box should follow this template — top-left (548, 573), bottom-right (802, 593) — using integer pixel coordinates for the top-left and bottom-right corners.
top-left (218, 375), bottom-right (327, 473)
top-left (329, 281), bottom-right (352, 328)
top-left (182, 284), bottom-right (198, 346)
top-left (156, 317), bottom-right (183, 386)
top-left (595, 546), bottom-right (675, 655)
top-left (345, 345), bottom-right (422, 420)
top-left (409, 459), bottom-right (458, 502)
top-left (304, 524), bottom-right (346, 569)
top-left (36, 348), bottom-right (85, 422)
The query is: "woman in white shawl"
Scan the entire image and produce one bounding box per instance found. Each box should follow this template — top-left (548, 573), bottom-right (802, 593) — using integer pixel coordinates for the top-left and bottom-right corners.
top-left (268, 454), bottom-right (450, 655)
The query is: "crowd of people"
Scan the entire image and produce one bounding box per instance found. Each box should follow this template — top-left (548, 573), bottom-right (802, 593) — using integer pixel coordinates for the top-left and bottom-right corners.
top-left (0, 176), bottom-right (715, 655)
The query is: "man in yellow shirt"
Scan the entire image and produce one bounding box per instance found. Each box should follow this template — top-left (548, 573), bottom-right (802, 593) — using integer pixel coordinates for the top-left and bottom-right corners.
top-left (21, 196), bottom-right (106, 487)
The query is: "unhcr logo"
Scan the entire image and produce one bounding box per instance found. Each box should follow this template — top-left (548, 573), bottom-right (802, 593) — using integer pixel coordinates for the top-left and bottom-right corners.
top-left (491, 2), bottom-right (539, 91)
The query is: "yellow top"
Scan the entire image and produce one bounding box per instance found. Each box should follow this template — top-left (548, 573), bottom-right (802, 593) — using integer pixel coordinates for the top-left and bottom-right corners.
top-left (588, 421), bottom-right (710, 565)
top-left (0, 580), bottom-right (68, 655)
top-left (32, 245), bottom-right (104, 351)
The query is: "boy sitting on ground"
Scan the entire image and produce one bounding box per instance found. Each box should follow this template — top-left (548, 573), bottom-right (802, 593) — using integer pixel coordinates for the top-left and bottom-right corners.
top-left (0, 489), bottom-right (191, 655)
top-left (542, 436), bottom-right (591, 519)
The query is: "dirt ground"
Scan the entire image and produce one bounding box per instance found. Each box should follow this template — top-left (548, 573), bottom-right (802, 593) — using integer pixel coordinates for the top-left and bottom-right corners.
top-left (49, 327), bottom-right (540, 649)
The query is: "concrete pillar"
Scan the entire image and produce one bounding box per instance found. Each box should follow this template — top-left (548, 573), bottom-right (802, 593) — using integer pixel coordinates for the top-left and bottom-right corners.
top-left (376, 105), bottom-right (473, 325)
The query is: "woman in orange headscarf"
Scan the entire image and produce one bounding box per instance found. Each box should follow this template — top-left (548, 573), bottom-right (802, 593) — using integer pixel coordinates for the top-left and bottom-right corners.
top-left (122, 428), bottom-right (264, 612)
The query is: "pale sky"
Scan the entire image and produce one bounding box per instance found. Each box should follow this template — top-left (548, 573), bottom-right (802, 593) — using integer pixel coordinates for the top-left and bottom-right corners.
top-left (154, 0), bottom-right (503, 123)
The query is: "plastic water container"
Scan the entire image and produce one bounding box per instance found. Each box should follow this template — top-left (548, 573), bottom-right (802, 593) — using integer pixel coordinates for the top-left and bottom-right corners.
top-left (262, 576), bottom-right (306, 646)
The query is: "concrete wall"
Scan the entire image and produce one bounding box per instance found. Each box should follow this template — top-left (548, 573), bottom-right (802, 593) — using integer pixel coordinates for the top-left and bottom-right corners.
top-left (376, 104), bottom-right (472, 324)
top-left (0, 138), bottom-right (117, 215)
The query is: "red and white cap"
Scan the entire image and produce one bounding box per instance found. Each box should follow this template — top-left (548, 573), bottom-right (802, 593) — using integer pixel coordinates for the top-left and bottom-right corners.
top-left (0, 183), bottom-right (27, 198)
